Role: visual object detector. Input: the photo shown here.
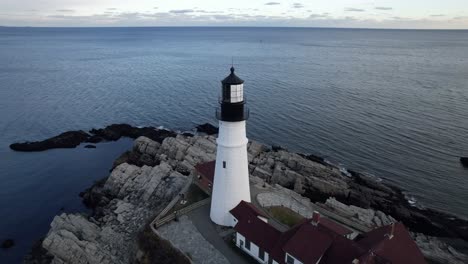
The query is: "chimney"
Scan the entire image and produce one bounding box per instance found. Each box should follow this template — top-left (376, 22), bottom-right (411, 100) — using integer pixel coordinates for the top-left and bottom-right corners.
top-left (311, 211), bottom-right (320, 226)
top-left (388, 222), bottom-right (395, 239)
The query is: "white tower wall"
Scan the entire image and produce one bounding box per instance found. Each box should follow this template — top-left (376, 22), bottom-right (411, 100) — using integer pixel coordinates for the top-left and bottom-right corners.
top-left (210, 120), bottom-right (251, 226)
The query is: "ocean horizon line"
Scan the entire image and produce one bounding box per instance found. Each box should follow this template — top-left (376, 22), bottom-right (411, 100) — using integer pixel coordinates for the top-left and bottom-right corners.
top-left (1, 25), bottom-right (467, 31)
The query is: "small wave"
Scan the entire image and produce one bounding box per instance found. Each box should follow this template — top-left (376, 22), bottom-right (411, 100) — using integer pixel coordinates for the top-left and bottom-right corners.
top-left (338, 166), bottom-right (352, 178)
top-left (403, 192), bottom-right (425, 209)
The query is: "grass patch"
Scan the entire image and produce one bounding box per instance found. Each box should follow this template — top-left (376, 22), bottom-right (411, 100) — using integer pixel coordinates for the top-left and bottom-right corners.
top-left (267, 206), bottom-right (304, 227)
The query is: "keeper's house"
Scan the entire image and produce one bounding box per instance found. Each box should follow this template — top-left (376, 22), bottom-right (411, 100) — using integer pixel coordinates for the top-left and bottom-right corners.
top-left (229, 201), bottom-right (426, 264)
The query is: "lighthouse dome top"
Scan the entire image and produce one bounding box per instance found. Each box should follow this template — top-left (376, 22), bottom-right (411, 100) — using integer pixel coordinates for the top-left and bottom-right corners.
top-left (221, 67), bottom-right (244, 85)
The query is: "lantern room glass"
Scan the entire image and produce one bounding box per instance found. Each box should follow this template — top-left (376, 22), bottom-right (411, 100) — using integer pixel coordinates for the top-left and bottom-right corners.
top-left (230, 84), bottom-right (243, 103)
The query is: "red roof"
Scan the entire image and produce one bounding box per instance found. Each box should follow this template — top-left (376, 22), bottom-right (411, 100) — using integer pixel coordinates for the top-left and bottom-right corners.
top-left (318, 218), bottom-right (353, 236)
top-left (230, 200), bottom-right (268, 221)
top-left (233, 205), bottom-right (281, 252)
top-left (355, 223), bottom-right (427, 264)
top-left (270, 219), bottom-right (309, 263)
top-left (319, 235), bottom-right (366, 264)
top-left (194, 160), bottom-right (215, 183)
top-left (230, 202), bottom-right (426, 264)
top-left (283, 223), bottom-right (334, 264)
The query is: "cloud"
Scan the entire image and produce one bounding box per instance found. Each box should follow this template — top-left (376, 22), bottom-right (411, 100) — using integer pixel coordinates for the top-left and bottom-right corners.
top-left (309, 13), bottom-right (329, 19)
top-left (169, 9), bottom-right (194, 14)
top-left (345, 8), bottom-right (365, 12)
top-left (196, 10), bottom-right (223, 14)
top-left (265, 2), bottom-right (280, 5)
top-left (56, 9), bottom-right (75, 13)
top-left (4, 7), bottom-right (468, 29)
top-left (211, 15), bottom-right (234, 20)
top-left (375, 7), bottom-right (393, 11)
top-left (430, 14), bottom-right (445, 17)
top-left (107, 8), bottom-right (117, 11)
top-left (293, 3), bottom-right (304, 8)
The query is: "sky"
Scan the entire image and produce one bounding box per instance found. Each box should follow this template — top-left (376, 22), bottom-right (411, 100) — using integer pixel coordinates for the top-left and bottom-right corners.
top-left (0, 0), bottom-right (467, 29)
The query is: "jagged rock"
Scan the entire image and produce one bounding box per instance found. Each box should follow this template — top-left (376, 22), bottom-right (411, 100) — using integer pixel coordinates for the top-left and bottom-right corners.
top-left (111, 137), bottom-right (163, 169)
top-left (413, 233), bottom-right (468, 264)
top-left (32, 157), bottom-right (189, 264)
top-left (248, 141), bottom-right (268, 162)
top-left (10, 131), bottom-right (90, 152)
top-left (42, 214), bottom-right (116, 264)
top-left (89, 124), bottom-right (177, 143)
top-left (294, 177), bottom-right (304, 195)
top-left (26, 130), bottom-right (468, 264)
top-left (196, 123), bottom-right (218, 135)
top-left (10, 124), bottom-right (176, 152)
top-left (134, 136), bottom-right (161, 156)
top-left (252, 166), bottom-right (272, 180)
top-left (322, 197), bottom-right (396, 228)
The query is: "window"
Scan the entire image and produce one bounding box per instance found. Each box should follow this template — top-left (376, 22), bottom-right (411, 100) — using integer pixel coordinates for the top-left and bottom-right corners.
top-left (245, 239), bottom-right (251, 250)
top-left (286, 254), bottom-right (294, 264)
top-left (259, 249), bottom-right (265, 261)
top-left (223, 161), bottom-right (226, 168)
top-left (230, 84), bottom-right (243, 103)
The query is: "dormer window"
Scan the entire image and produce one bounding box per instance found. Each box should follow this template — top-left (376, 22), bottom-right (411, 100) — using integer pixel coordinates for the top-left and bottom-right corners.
top-left (230, 84), bottom-right (243, 103)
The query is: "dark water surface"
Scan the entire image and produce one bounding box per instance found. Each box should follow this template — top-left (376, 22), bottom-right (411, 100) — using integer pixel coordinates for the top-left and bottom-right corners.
top-left (1, 27), bottom-right (468, 262)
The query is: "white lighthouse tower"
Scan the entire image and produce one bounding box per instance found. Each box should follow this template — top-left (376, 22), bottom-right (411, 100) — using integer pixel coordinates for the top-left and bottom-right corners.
top-left (210, 67), bottom-right (251, 226)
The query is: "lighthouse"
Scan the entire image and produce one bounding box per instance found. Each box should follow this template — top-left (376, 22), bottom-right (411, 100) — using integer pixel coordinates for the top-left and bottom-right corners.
top-left (210, 67), bottom-right (251, 226)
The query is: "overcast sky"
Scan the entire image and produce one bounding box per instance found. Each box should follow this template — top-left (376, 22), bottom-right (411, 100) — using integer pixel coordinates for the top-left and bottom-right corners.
top-left (1, 0), bottom-right (467, 29)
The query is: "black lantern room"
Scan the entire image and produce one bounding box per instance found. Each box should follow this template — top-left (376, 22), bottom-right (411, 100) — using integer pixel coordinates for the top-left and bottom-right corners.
top-left (217, 67), bottom-right (249, 122)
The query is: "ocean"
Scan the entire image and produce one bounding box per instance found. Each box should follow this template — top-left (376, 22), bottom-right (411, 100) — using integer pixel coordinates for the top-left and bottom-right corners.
top-left (1, 27), bottom-right (468, 263)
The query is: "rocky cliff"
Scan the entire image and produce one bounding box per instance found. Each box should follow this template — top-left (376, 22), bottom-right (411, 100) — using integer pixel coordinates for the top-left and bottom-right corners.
top-left (25, 131), bottom-right (468, 264)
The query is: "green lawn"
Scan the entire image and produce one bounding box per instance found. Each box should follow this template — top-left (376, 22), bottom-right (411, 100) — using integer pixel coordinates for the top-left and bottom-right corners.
top-left (267, 206), bottom-right (304, 227)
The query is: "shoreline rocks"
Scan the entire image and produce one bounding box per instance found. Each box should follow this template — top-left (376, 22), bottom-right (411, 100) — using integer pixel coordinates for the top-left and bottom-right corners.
top-left (195, 123), bottom-right (218, 135)
top-left (24, 133), bottom-right (218, 264)
top-left (9, 123), bottom-right (177, 152)
top-left (22, 126), bottom-right (468, 263)
top-left (10, 131), bottom-right (89, 151)
top-left (248, 144), bottom-right (468, 245)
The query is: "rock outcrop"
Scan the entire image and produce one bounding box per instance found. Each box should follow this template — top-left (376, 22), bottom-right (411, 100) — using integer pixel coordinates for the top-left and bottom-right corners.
top-left (321, 197), bottom-right (397, 228)
top-left (25, 132), bottom-right (468, 263)
top-left (195, 123), bottom-right (218, 135)
top-left (37, 160), bottom-right (187, 264)
top-left (26, 143), bottom-right (192, 263)
top-left (10, 124), bottom-right (176, 152)
top-left (25, 134), bottom-right (222, 264)
top-left (413, 233), bottom-right (468, 264)
top-left (10, 131), bottom-right (90, 151)
top-left (248, 146), bottom-right (468, 243)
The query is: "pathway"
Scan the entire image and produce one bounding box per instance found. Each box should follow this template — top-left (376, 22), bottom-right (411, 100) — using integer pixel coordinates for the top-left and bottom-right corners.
top-left (187, 204), bottom-right (257, 264)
